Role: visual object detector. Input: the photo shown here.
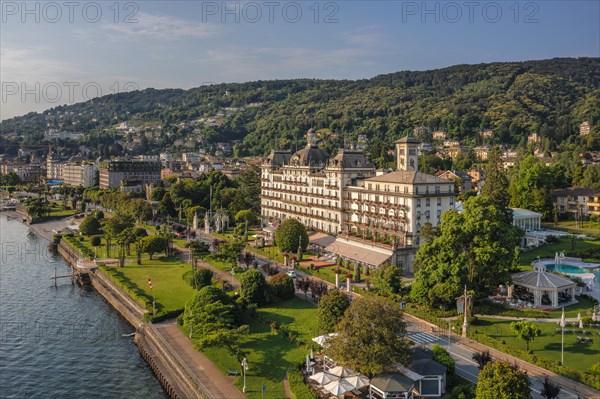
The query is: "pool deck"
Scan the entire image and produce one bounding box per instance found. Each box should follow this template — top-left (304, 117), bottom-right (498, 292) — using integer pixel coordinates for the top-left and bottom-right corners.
top-left (534, 258), bottom-right (600, 302)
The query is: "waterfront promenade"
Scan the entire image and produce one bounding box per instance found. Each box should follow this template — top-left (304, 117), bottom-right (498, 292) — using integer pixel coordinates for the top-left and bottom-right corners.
top-left (18, 215), bottom-right (247, 399)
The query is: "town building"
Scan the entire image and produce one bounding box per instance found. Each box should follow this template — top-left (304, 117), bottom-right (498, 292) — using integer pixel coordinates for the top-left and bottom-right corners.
top-left (474, 145), bottom-right (491, 161)
top-left (436, 170), bottom-right (473, 193)
top-left (99, 159), bottom-right (162, 189)
top-left (580, 121), bottom-right (591, 136)
top-left (528, 132), bottom-right (540, 143)
top-left (552, 187), bottom-right (600, 218)
top-left (0, 161), bottom-right (45, 183)
top-left (479, 129), bottom-right (494, 139)
top-left (61, 161), bottom-right (96, 187)
top-left (432, 131), bottom-right (446, 140)
top-left (261, 130), bottom-right (456, 272)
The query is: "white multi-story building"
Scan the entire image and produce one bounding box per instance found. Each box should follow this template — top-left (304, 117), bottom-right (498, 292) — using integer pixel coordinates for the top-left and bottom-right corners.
top-left (62, 162), bottom-right (97, 187)
top-left (261, 130), bottom-right (456, 272)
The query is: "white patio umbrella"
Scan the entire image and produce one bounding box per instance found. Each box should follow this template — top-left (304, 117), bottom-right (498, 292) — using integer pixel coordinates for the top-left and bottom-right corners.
top-left (328, 365), bottom-right (356, 378)
top-left (324, 378), bottom-right (355, 396)
top-left (312, 333), bottom-right (337, 347)
top-left (342, 374), bottom-right (370, 389)
top-left (578, 313), bottom-right (583, 329)
top-left (309, 372), bottom-right (336, 385)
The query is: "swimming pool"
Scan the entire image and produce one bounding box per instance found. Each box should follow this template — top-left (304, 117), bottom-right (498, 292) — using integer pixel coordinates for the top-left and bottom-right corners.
top-left (545, 263), bottom-right (600, 282)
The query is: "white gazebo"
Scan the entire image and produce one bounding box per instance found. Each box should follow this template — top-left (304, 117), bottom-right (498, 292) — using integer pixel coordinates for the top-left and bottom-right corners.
top-left (511, 264), bottom-right (576, 308)
top-left (511, 208), bottom-right (542, 232)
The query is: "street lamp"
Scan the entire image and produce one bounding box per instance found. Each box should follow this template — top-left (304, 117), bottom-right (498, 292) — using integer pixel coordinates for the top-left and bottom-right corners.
top-left (241, 357), bottom-right (248, 393)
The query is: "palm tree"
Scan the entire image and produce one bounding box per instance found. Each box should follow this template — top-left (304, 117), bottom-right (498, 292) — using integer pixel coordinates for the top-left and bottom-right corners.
top-left (540, 376), bottom-right (561, 399)
top-left (472, 350), bottom-right (492, 370)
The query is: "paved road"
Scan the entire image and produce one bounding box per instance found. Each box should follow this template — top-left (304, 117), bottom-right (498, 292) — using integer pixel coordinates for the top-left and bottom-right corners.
top-left (406, 321), bottom-right (586, 399)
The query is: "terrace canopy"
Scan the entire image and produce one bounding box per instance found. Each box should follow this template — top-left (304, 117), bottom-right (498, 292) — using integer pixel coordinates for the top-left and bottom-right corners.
top-left (310, 233), bottom-right (392, 268)
top-left (511, 265), bottom-right (576, 308)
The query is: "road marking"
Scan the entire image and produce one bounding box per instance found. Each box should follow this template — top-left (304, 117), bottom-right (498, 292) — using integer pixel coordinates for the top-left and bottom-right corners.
top-left (408, 332), bottom-right (440, 344)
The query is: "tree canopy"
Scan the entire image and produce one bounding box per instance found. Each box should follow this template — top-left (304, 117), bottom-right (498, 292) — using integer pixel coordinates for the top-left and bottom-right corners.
top-left (317, 289), bottom-right (350, 333)
top-left (275, 219), bottom-right (308, 253)
top-left (239, 269), bottom-right (268, 306)
top-left (510, 320), bottom-right (541, 351)
top-left (327, 296), bottom-right (411, 377)
top-left (476, 361), bottom-right (532, 399)
top-left (411, 195), bottom-right (521, 307)
top-left (78, 215), bottom-right (101, 236)
top-left (372, 262), bottom-right (403, 296)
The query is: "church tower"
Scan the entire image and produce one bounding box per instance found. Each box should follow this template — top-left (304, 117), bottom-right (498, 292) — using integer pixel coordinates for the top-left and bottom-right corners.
top-left (394, 136), bottom-right (420, 171)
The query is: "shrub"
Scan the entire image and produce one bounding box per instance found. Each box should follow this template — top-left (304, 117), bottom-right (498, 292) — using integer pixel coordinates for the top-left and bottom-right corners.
top-left (90, 236), bottom-right (102, 247)
top-left (268, 273), bottom-right (295, 300)
top-left (182, 268), bottom-right (213, 290)
top-left (239, 269), bottom-right (268, 306)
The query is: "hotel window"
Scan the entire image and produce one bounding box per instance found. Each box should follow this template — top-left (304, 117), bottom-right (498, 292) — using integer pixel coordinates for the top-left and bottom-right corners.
top-left (437, 210), bottom-right (442, 218)
top-left (417, 199), bottom-right (421, 207)
top-left (426, 186), bottom-right (429, 194)
top-left (437, 198), bottom-right (441, 206)
top-left (425, 211), bottom-right (430, 219)
top-left (404, 186), bottom-right (408, 193)
top-left (416, 187), bottom-right (419, 194)
top-left (449, 197), bottom-right (454, 205)
top-left (426, 198), bottom-right (430, 207)
top-left (435, 185), bottom-right (440, 194)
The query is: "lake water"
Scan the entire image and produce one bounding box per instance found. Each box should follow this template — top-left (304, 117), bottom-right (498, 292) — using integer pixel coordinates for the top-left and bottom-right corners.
top-left (0, 215), bottom-right (167, 398)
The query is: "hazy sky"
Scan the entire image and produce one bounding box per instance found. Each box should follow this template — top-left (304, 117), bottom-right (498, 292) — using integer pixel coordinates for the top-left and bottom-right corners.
top-left (1, 0), bottom-right (599, 120)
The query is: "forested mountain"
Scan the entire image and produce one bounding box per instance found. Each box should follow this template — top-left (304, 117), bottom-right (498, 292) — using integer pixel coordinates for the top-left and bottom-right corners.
top-left (1, 57), bottom-right (599, 158)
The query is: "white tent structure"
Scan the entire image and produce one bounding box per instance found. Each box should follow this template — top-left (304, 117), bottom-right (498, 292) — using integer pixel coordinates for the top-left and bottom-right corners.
top-left (328, 365), bottom-right (356, 378)
top-left (324, 378), bottom-right (355, 396)
top-left (310, 372), bottom-right (336, 385)
top-left (343, 374), bottom-right (370, 389)
top-left (312, 333), bottom-right (337, 347)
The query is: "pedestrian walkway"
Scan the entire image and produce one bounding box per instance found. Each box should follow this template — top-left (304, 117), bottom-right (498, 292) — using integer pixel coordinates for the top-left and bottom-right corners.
top-left (154, 320), bottom-right (246, 399)
top-left (407, 332), bottom-right (441, 345)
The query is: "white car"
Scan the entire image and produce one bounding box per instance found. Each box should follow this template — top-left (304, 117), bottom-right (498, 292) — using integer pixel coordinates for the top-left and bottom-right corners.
top-left (286, 270), bottom-right (297, 279)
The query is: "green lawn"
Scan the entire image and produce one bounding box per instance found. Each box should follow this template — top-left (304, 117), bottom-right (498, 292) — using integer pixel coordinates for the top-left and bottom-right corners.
top-left (472, 318), bottom-right (599, 373)
top-left (197, 298), bottom-right (318, 399)
top-left (542, 221), bottom-right (600, 237)
top-left (101, 256), bottom-right (197, 312)
top-left (518, 237), bottom-right (600, 269)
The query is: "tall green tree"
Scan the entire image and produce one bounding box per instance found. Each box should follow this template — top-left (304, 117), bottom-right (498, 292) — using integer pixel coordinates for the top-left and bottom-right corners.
top-left (476, 361), bottom-right (532, 399)
top-left (275, 219), bottom-right (308, 253)
top-left (327, 296), bottom-right (411, 377)
top-left (411, 195), bottom-right (521, 307)
top-left (509, 155), bottom-right (554, 219)
top-left (78, 215), bottom-right (101, 236)
top-left (317, 289), bottom-right (350, 333)
top-left (140, 236), bottom-right (166, 260)
top-left (239, 269), bottom-right (268, 306)
top-left (481, 146), bottom-right (511, 223)
top-left (372, 262), bottom-right (403, 296)
top-left (509, 320), bottom-right (541, 351)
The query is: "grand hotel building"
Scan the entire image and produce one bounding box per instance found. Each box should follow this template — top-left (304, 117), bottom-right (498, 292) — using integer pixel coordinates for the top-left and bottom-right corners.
top-left (260, 130), bottom-right (456, 273)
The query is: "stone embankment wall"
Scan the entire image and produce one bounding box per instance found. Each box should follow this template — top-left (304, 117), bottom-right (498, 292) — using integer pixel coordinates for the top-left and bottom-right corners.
top-left (58, 239), bottom-right (210, 399)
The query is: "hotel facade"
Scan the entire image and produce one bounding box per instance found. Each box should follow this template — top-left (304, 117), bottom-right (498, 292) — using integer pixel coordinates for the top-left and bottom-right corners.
top-left (260, 130), bottom-right (456, 272)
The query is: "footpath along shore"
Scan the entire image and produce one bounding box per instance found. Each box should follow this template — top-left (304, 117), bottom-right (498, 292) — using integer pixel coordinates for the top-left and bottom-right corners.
top-left (14, 214), bottom-right (245, 399)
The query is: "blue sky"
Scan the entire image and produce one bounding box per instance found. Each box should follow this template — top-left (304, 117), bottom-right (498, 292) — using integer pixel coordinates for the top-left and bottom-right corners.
top-left (1, 1), bottom-right (599, 120)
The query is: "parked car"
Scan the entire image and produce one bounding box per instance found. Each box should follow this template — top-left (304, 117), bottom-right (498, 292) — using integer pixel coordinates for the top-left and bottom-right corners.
top-left (286, 270), bottom-right (297, 279)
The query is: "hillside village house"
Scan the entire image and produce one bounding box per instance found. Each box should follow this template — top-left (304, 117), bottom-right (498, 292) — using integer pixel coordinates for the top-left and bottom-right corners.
top-left (553, 188), bottom-right (600, 218)
top-left (260, 130), bottom-right (456, 273)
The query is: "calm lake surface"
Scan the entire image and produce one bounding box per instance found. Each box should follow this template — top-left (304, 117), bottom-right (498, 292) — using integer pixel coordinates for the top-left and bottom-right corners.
top-left (0, 215), bottom-right (167, 398)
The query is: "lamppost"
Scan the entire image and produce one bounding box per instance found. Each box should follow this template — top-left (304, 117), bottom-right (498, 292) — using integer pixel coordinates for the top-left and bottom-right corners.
top-left (241, 357), bottom-right (248, 393)
top-left (560, 307), bottom-right (566, 365)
